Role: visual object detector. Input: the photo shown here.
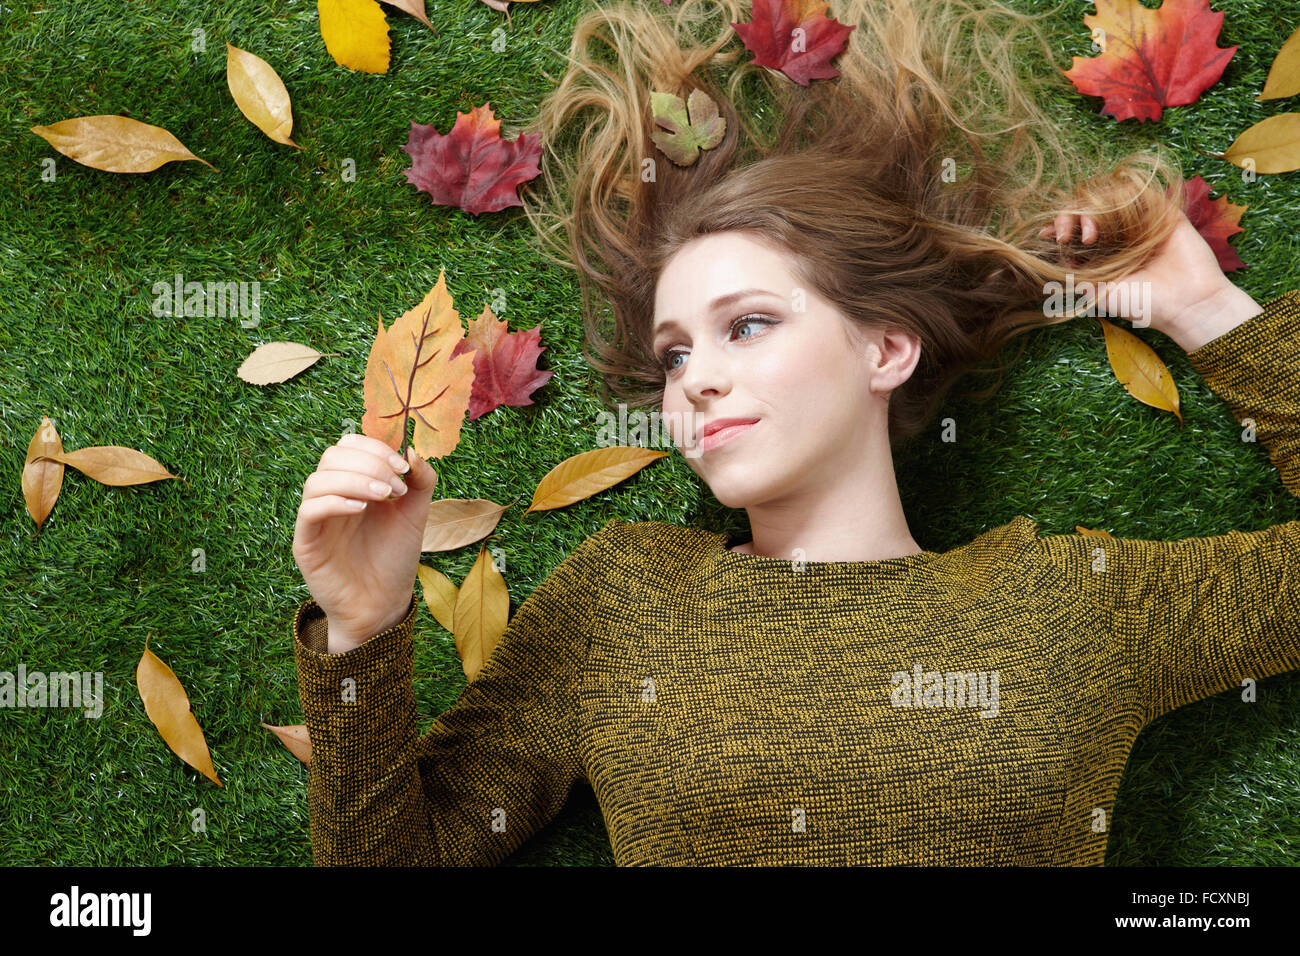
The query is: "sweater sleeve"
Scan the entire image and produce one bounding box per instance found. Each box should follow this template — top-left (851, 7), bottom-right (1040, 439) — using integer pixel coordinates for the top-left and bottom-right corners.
top-left (291, 519), bottom-right (615, 865)
top-left (1034, 289), bottom-right (1300, 726)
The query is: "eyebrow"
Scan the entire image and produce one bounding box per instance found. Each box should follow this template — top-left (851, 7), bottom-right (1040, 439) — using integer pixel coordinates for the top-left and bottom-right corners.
top-left (651, 288), bottom-right (780, 341)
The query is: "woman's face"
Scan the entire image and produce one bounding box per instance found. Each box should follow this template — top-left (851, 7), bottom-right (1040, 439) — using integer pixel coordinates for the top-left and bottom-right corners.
top-left (653, 230), bottom-right (920, 510)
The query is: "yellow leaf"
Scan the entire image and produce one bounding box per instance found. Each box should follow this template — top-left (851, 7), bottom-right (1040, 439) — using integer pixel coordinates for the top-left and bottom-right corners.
top-left (416, 564), bottom-right (460, 632)
top-left (22, 416), bottom-right (64, 532)
top-left (1219, 113), bottom-right (1300, 175)
top-left (318, 0), bottom-right (391, 74)
top-left (137, 640), bottom-right (222, 786)
top-left (1260, 24), bottom-right (1300, 101)
top-left (33, 446), bottom-right (181, 486)
top-left (261, 722), bottom-right (311, 764)
top-left (452, 540), bottom-right (509, 681)
top-left (420, 497), bottom-right (515, 551)
top-left (226, 43), bottom-right (301, 148)
top-left (1097, 317), bottom-right (1182, 425)
top-left (237, 341), bottom-right (337, 384)
top-left (1074, 525), bottom-right (1113, 538)
top-left (527, 446), bottom-right (668, 512)
top-left (30, 115), bottom-right (215, 173)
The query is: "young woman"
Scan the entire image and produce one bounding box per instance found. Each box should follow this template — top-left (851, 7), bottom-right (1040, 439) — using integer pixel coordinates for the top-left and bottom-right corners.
top-left (290, 0), bottom-right (1300, 865)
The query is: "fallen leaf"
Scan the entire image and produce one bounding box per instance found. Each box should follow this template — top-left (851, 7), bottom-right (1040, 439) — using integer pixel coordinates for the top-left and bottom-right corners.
top-left (1097, 317), bottom-right (1182, 424)
top-left (261, 722), bottom-right (311, 764)
top-left (1075, 526), bottom-right (1114, 537)
top-left (402, 103), bottom-right (543, 215)
top-left (30, 115), bottom-right (216, 172)
top-left (361, 270), bottom-right (477, 459)
top-left (731, 0), bottom-right (856, 87)
top-left (526, 446), bottom-right (669, 513)
top-left (416, 564), bottom-right (459, 631)
top-left (449, 305), bottom-right (554, 419)
top-left (421, 497), bottom-right (515, 551)
top-left (650, 88), bottom-right (726, 166)
top-left (226, 43), bottom-right (301, 148)
top-left (378, 0), bottom-right (435, 29)
top-left (137, 639), bottom-right (222, 786)
top-left (1061, 0), bottom-right (1236, 123)
top-left (238, 341), bottom-right (338, 384)
top-left (1215, 113), bottom-right (1300, 175)
top-left (318, 0), bottom-right (391, 73)
top-left (1178, 175), bottom-right (1246, 272)
top-left (32, 446), bottom-right (181, 486)
top-left (1259, 23), bottom-right (1300, 101)
top-left (22, 416), bottom-right (64, 532)
top-left (452, 539), bottom-right (510, 681)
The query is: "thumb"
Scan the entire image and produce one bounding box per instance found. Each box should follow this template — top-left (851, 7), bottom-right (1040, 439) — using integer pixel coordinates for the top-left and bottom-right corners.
top-left (402, 446), bottom-right (438, 495)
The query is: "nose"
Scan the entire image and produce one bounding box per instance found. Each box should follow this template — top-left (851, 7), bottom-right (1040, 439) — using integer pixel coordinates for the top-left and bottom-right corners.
top-left (677, 343), bottom-right (730, 403)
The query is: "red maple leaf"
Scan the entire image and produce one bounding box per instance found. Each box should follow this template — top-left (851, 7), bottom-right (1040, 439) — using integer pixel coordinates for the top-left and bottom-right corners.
top-left (1177, 174), bottom-right (1247, 272)
top-left (1062, 0), bottom-right (1237, 123)
top-left (449, 305), bottom-right (554, 420)
top-left (402, 102), bottom-right (542, 215)
top-left (731, 0), bottom-right (855, 87)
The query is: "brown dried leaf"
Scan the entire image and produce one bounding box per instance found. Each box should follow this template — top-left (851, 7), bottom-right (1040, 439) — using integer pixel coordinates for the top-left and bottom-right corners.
top-left (527, 446), bottom-right (669, 513)
top-left (416, 564), bottom-right (459, 632)
top-left (452, 539), bottom-right (509, 681)
top-left (378, 0), bottom-right (435, 29)
top-left (261, 722), bottom-right (311, 765)
top-left (22, 416), bottom-right (64, 532)
top-left (226, 43), bottom-right (302, 148)
top-left (1074, 526), bottom-right (1114, 538)
top-left (237, 341), bottom-right (337, 384)
top-left (1218, 113), bottom-right (1300, 175)
top-left (1260, 24), bottom-right (1300, 101)
top-left (420, 497), bottom-right (515, 551)
top-left (34, 446), bottom-right (181, 486)
top-left (30, 115), bottom-right (216, 173)
top-left (1098, 317), bottom-right (1182, 425)
top-left (137, 640), bottom-right (222, 786)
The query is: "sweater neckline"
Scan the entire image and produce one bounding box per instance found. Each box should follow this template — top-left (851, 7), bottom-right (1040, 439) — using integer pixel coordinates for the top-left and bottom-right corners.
top-left (704, 527), bottom-right (938, 577)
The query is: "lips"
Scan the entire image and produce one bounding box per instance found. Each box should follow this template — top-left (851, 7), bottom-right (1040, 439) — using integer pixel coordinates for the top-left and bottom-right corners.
top-left (702, 417), bottom-right (760, 439)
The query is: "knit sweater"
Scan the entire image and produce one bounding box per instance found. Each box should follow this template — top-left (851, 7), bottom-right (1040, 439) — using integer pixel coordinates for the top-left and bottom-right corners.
top-left (293, 289), bottom-right (1300, 866)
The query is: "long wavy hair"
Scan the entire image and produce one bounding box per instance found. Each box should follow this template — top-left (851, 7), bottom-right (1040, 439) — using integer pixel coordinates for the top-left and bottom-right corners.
top-left (518, 0), bottom-right (1188, 450)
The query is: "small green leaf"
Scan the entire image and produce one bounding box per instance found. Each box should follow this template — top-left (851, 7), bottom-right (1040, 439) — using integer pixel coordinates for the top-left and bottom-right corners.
top-left (650, 88), bottom-right (725, 166)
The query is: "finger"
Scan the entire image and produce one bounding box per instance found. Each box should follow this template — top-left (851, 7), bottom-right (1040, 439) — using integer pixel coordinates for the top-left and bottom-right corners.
top-left (1054, 212), bottom-right (1074, 243)
top-left (402, 446), bottom-right (438, 492)
top-left (1081, 216), bottom-right (1097, 244)
top-left (306, 468), bottom-right (408, 503)
top-left (318, 445), bottom-right (409, 495)
top-left (337, 432), bottom-right (412, 476)
top-left (294, 494), bottom-right (367, 545)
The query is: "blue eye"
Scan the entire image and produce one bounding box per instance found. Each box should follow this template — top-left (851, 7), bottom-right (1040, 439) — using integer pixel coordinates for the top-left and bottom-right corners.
top-left (659, 314), bottom-right (773, 376)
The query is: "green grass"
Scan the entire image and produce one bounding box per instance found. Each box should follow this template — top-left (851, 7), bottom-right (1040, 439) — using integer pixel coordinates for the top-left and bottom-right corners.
top-left (1, 0), bottom-right (1297, 866)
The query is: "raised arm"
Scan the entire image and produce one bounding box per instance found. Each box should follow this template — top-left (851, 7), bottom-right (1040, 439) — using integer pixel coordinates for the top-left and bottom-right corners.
top-left (1034, 288), bottom-right (1300, 726)
top-left (293, 520), bottom-right (615, 865)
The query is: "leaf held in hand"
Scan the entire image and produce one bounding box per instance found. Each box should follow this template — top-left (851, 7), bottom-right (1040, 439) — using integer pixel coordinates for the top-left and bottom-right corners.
top-left (1061, 0), bottom-right (1236, 123)
top-left (452, 540), bottom-right (510, 681)
top-left (650, 89), bottom-right (726, 166)
top-left (30, 115), bottom-right (216, 172)
top-left (416, 564), bottom-right (460, 631)
top-left (226, 43), bottom-right (301, 148)
top-left (421, 497), bottom-right (515, 551)
top-left (731, 0), bottom-right (856, 86)
top-left (22, 416), bottom-right (64, 532)
top-left (238, 342), bottom-right (335, 384)
top-left (361, 270), bottom-right (477, 459)
top-left (137, 641), bottom-right (222, 786)
top-left (402, 103), bottom-right (543, 215)
top-left (449, 305), bottom-right (554, 419)
top-left (261, 722), bottom-right (311, 764)
top-left (318, 0), bottom-right (391, 73)
top-left (34, 447), bottom-right (180, 486)
top-left (1098, 317), bottom-right (1182, 424)
top-left (527, 446), bottom-right (669, 513)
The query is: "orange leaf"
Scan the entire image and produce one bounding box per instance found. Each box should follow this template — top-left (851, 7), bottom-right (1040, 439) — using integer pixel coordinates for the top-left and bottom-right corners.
top-left (22, 416), bottom-right (64, 532)
top-left (33, 446), bottom-right (181, 486)
top-left (1061, 0), bottom-right (1236, 123)
top-left (1075, 525), bottom-right (1114, 538)
top-left (452, 540), bottom-right (509, 681)
top-left (361, 269), bottom-right (477, 459)
top-left (1098, 317), bottom-right (1182, 424)
top-left (261, 722), bottom-right (311, 765)
top-left (527, 446), bottom-right (669, 513)
top-left (137, 640), bottom-right (222, 786)
top-left (30, 115), bottom-right (216, 172)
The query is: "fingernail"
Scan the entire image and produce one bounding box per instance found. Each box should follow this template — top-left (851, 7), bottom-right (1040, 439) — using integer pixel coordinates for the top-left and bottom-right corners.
top-left (390, 453), bottom-right (410, 473)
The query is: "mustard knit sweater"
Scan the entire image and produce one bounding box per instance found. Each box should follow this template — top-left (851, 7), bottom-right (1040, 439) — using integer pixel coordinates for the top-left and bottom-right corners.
top-left (293, 289), bottom-right (1300, 866)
